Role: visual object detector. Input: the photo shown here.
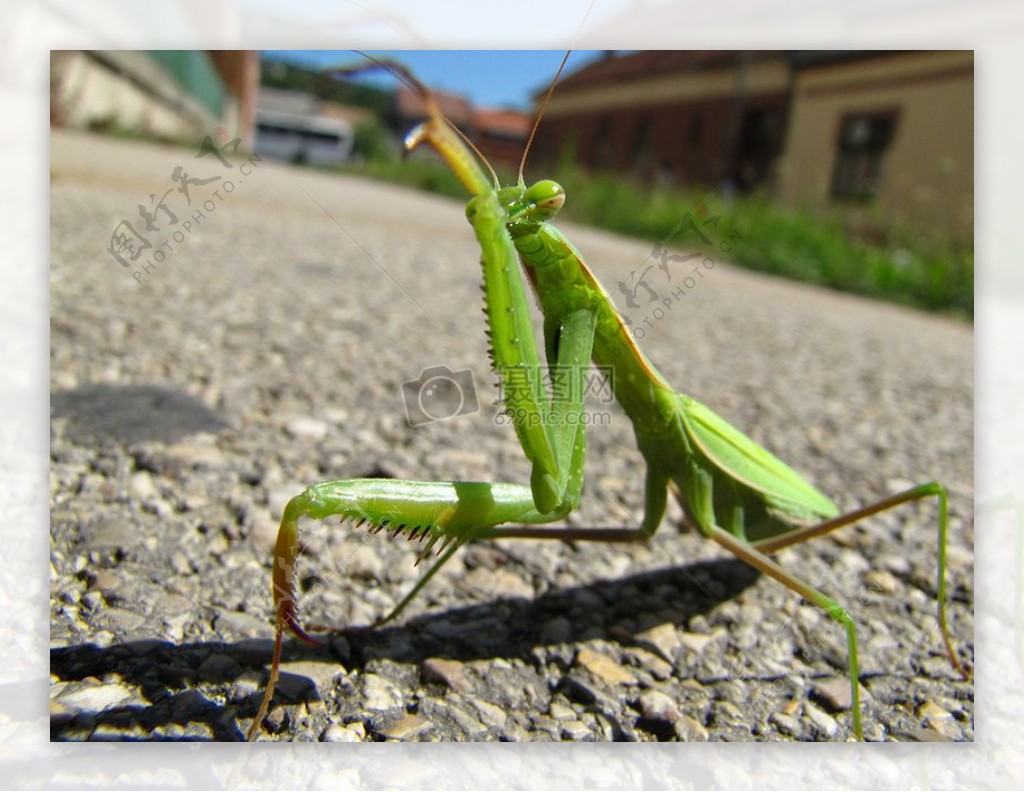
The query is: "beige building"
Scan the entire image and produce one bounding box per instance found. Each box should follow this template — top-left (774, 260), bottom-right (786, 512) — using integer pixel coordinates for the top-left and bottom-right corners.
top-left (50, 51), bottom-right (259, 148)
top-left (775, 51), bottom-right (973, 242)
top-left (535, 50), bottom-right (973, 243)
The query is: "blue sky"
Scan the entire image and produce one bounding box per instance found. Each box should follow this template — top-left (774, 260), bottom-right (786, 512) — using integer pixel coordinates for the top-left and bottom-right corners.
top-left (261, 50), bottom-right (606, 110)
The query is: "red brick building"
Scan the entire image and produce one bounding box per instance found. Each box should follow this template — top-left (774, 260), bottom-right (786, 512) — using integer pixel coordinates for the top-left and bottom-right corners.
top-left (395, 86), bottom-right (531, 169)
top-left (533, 51), bottom-right (791, 191)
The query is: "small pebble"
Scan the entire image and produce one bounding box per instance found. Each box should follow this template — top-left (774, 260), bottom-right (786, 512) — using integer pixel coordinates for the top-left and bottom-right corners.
top-left (467, 697), bottom-right (507, 728)
top-left (638, 689), bottom-right (679, 723)
top-left (322, 723), bottom-right (362, 742)
top-left (623, 647), bottom-right (674, 681)
top-left (378, 714), bottom-right (431, 740)
top-left (422, 657), bottom-right (471, 693)
top-left (53, 680), bottom-right (139, 713)
top-left (170, 552), bottom-right (192, 576)
top-left (673, 715), bottom-right (709, 742)
top-left (635, 623), bottom-right (681, 662)
top-left (576, 647), bottom-right (637, 686)
top-left (679, 629), bottom-right (725, 656)
top-left (81, 591), bottom-right (103, 611)
top-left (811, 677), bottom-right (856, 712)
top-left (864, 569), bottom-right (900, 594)
top-left (560, 720), bottom-right (593, 741)
top-left (549, 701), bottom-right (576, 720)
top-left (197, 654), bottom-right (242, 683)
top-left (805, 701), bottom-right (840, 739)
top-left (360, 674), bottom-right (404, 711)
top-left (284, 416), bottom-right (329, 441)
top-left (770, 710), bottom-right (803, 738)
top-left (265, 706), bottom-right (288, 733)
top-left (128, 471), bottom-right (156, 500)
top-left (286, 659), bottom-right (347, 689)
top-left (919, 700), bottom-right (960, 740)
top-left (419, 697), bottom-right (486, 737)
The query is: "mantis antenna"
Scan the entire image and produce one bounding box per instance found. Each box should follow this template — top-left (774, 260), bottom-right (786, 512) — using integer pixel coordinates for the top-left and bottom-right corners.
top-left (517, 0), bottom-right (598, 182)
top-left (329, 52), bottom-right (501, 190)
top-left (518, 50), bottom-right (574, 185)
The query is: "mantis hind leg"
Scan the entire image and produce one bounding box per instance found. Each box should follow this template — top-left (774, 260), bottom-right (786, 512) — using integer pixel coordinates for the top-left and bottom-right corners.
top-left (709, 526), bottom-right (865, 740)
top-left (714, 481), bottom-right (967, 740)
top-left (751, 482), bottom-right (967, 681)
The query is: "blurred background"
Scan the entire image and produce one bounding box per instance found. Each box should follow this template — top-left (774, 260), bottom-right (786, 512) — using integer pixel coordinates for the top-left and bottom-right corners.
top-left (49, 48), bottom-right (973, 316)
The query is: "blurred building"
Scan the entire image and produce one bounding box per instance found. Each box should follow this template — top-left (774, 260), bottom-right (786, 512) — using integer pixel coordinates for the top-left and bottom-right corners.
top-left (50, 51), bottom-right (259, 147)
top-left (535, 51), bottom-right (791, 190)
top-left (537, 50), bottom-right (973, 240)
top-left (395, 85), bottom-right (475, 138)
top-left (395, 85), bottom-right (531, 168)
top-left (775, 51), bottom-right (973, 241)
top-left (472, 108), bottom-right (532, 169)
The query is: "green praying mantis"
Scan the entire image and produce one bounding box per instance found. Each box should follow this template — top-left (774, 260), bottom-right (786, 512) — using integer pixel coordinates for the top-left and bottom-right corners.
top-left (246, 53), bottom-right (969, 741)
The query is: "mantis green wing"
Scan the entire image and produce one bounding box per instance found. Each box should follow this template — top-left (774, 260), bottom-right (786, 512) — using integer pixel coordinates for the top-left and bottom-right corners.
top-left (679, 394), bottom-right (841, 529)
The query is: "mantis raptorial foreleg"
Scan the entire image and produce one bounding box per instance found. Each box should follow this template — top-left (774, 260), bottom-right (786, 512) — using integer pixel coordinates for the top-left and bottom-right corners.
top-left (247, 289), bottom-right (602, 739)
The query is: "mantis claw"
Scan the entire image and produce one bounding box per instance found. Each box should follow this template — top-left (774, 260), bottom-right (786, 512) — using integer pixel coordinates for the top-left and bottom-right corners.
top-left (278, 597), bottom-right (323, 647)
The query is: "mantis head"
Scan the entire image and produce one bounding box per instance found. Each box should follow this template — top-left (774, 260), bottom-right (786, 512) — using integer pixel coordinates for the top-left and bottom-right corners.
top-left (502, 180), bottom-right (566, 226)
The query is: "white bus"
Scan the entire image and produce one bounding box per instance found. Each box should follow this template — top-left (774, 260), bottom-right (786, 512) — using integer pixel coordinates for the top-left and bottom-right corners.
top-left (255, 108), bottom-right (353, 167)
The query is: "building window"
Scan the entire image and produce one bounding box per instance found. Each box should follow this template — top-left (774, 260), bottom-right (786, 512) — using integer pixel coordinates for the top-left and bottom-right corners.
top-left (594, 116), bottom-right (613, 168)
top-left (632, 116), bottom-right (651, 172)
top-left (831, 111), bottom-right (898, 201)
top-left (688, 114), bottom-right (703, 147)
top-left (740, 108), bottom-right (777, 153)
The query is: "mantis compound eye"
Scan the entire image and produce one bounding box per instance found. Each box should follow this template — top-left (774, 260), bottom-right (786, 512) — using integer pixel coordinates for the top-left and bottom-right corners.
top-left (524, 180), bottom-right (565, 219)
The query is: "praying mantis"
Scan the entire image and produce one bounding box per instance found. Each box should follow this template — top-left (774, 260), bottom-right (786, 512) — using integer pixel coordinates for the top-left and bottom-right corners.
top-left (246, 53), bottom-right (970, 741)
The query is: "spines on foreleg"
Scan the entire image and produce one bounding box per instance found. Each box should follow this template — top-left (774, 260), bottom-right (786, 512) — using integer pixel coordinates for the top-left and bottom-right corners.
top-left (268, 478), bottom-right (545, 641)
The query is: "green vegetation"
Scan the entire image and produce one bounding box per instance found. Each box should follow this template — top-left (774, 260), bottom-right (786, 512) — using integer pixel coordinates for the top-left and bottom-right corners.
top-left (351, 118), bottom-right (399, 163)
top-left (558, 167), bottom-right (973, 317)
top-left (347, 152), bottom-right (469, 200)
top-left (341, 152), bottom-right (973, 318)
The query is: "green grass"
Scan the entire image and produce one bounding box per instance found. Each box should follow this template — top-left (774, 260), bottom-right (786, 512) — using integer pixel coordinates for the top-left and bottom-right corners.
top-left (341, 154), bottom-right (973, 318)
top-left (354, 155), bottom-right (469, 199)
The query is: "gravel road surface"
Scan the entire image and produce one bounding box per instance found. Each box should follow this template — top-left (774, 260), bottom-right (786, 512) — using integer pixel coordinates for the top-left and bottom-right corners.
top-left (50, 129), bottom-right (973, 742)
